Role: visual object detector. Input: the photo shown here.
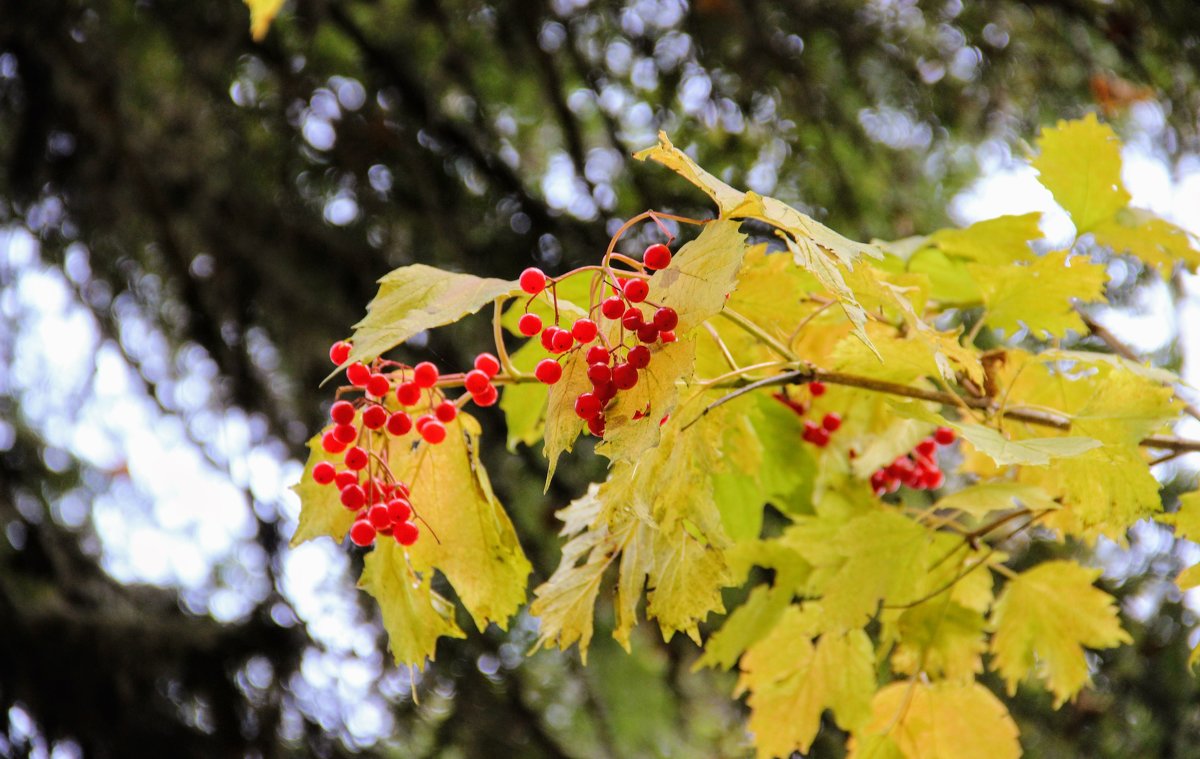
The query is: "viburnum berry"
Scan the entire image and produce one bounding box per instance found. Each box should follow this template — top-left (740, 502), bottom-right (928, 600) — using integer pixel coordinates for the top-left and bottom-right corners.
top-left (474, 352), bottom-right (501, 378)
top-left (415, 414), bottom-right (434, 432)
top-left (420, 420), bottom-right (447, 444)
top-left (519, 267), bottom-right (547, 294)
top-left (322, 431), bottom-right (347, 453)
top-left (637, 324), bottom-right (659, 343)
top-left (822, 412), bottom-right (842, 432)
top-left (518, 312), bottom-right (543, 337)
top-left (653, 307), bottom-right (678, 331)
top-left (622, 310), bottom-right (643, 332)
top-left (394, 521), bottom-right (419, 546)
top-left (627, 345), bottom-right (651, 369)
top-left (333, 423), bottom-right (359, 444)
top-left (535, 359), bottom-right (562, 385)
top-left (334, 470), bottom-right (358, 490)
top-left (330, 400), bottom-right (356, 425)
top-left (473, 384), bottom-right (499, 406)
top-left (593, 381), bottom-right (617, 403)
top-left (551, 329), bottom-right (574, 352)
top-left (366, 373), bottom-right (390, 398)
top-left (623, 278), bottom-right (649, 303)
top-left (809, 381), bottom-right (826, 396)
top-left (612, 362), bottom-right (638, 390)
top-left (413, 362), bottom-right (439, 388)
top-left (465, 369), bottom-right (491, 395)
top-left (435, 401), bottom-right (457, 423)
top-left (586, 345), bottom-right (610, 365)
top-left (643, 243), bottom-right (672, 270)
top-left (396, 381), bottom-right (422, 406)
top-left (346, 362), bottom-right (371, 387)
top-left (924, 470), bottom-right (946, 489)
top-left (362, 404), bottom-right (388, 430)
top-left (811, 427), bottom-right (830, 447)
top-left (660, 330), bottom-right (676, 343)
top-left (386, 411), bottom-right (413, 436)
top-left (588, 362), bottom-right (612, 385)
top-left (934, 426), bottom-right (956, 446)
top-left (349, 519), bottom-right (376, 547)
top-left (312, 461), bottom-right (336, 485)
top-left (340, 484), bottom-right (366, 510)
top-left (329, 340), bottom-right (352, 365)
top-left (571, 318), bottom-right (598, 343)
top-left (387, 498), bottom-right (412, 523)
top-left (587, 415), bottom-right (606, 437)
top-left (575, 393), bottom-right (603, 420)
top-left (344, 446), bottom-right (369, 470)
top-left (915, 438), bottom-right (937, 459)
top-left (540, 327), bottom-right (557, 351)
top-left (368, 504), bottom-right (391, 530)
top-left (601, 296), bottom-right (625, 320)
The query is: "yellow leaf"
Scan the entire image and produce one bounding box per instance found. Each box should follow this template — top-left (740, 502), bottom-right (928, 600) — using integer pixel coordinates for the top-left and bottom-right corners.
top-left (244, 0), bottom-right (285, 41)
top-left (359, 541), bottom-right (466, 667)
top-left (887, 599), bottom-right (987, 680)
top-left (290, 427), bottom-right (356, 547)
top-left (649, 219), bottom-right (748, 333)
top-left (989, 560), bottom-right (1130, 706)
top-left (596, 337), bottom-right (696, 464)
top-left (930, 213), bottom-right (1041, 265)
top-left (738, 607), bottom-right (875, 759)
top-left (1093, 209), bottom-right (1200, 274)
top-left (646, 522), bottom-right (729, 644)
top-left (632, 132), bottom-right (746, 213)
top-left (954, 423), bottom-right (1101, 466)
top-left (1033, 114), bottom-right (1130, 234)
top-left (1030, 445), bottom-right (1161, 540)
top-left (1176, 562), bottom-right (1200, 592)
top-left (850, 681), bottom-right (1020, 759)
top-left (541, 347), bottom-right (592, 484)
top-left (694, 582), bottom-right (792, 671)
top-left (970, 250), bottom-right (1108, 339)
top-left (1159, 491), bottom-right (1200, 542)
top-left (934, 482), bottom-right (1060, 519)
top-left (832, 323), bottom-right (980, 387)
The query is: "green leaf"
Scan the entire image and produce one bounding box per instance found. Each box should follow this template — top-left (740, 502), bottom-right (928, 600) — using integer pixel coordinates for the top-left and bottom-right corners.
top-left (970, 250), bottom-right (1108, 339)
top-left (359, 541), bottom-right (466, 667)
top-left (290, 428), bottom-right (356, 547)
top-left (989, 560), bottom-right (1130, 706)
top-left (930, 213), bottom-right (1041, 265)
top-left (1033, 114), bottom-right (1130, 234)
top-left (344, 264), bottom-right (518, 365)
top-left (955, 423), bottom-right (1101, 466)
top-left (694, 583), bottom-right (791, 671)
top-left (851, 681), bottom-right (1020, 759)
top-left (498, 338), bottom-right (547, 451)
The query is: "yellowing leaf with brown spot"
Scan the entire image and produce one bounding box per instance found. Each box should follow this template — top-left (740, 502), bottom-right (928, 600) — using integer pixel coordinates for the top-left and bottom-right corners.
top-left (1033, 114), bottom-right (1130, 234)
top-left (596, 337), bottom-right (696, 464)
top-left (969, 250), bottom-right (1107, 339)
top-left (648, 219), bottom-right (748, 333)
top-left (290, 427), bottom-right (357, 547)
top-left (244, 0), bottom-right (284, 41)
top-left (849, 681), bottom-right (1020, 759)
top-left (989, 560), bottom-right (1130, 706)
top-left (359, 540), bottom-right (466, 667)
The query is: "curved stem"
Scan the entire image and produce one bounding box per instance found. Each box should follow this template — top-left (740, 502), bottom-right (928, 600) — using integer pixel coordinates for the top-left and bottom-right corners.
top-left (493, 299), bottom-right (521, 378)
top-left (718, 307), bottom-right (796, 360)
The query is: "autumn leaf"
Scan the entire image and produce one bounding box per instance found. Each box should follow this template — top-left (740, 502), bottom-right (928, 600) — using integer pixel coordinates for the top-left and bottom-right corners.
top-left (1033, 113), bottom-right (1130, 234)
top-left (648, 219), bottom-right (748, 333)
top-left (969, 250), bottom-right (1108, 338)
top-left (955, 423), bottom-right (1101, 466)
top-left (1093, 209), bottom-right (1200, 274)
top-left (929, 213), bottom-right (1041, 265)
top-left (850, 681), bottom-right (1020, 759)
top-left (290, 427), bottom-right (357, 547)
top-left (244, 0), bottom-right (285, 41)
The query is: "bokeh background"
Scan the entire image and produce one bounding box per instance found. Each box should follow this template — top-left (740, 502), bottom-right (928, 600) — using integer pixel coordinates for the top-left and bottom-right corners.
top-left (3, 1), bottom-right (1200, 757)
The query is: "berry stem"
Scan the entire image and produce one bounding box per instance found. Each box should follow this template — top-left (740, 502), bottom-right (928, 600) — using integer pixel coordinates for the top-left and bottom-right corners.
top-left (493, 298), bottom-right (523, 379)
top-left (717, 307), bottom-right (796, 360)
top-left (702, 323), bottom-right (741, 373)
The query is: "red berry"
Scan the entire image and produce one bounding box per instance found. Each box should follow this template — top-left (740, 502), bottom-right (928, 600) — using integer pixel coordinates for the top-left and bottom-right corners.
top-left (811, 427), bottom-right (831, 447)
top-left (593, 381), bottom-right (617, 403)
top-left (627, 345), bottom-right (651, 369)
top-left (643, 243), bottom-right (672, 270)
top-left (362, 405), bottom-right (388, 430)
top-left (465, 369), bottom-right (491, 395)
top-left (413, 362), bottom-right (439, 388)
top-left (888, 457), bottom-right (915, 479)
top-left (575, 393), bottom-right (603, 420)
top-left (329, 340), bottom-right (352, 365)
top-left (415, 414), bottom-right (434, 432)
top-left (421, 421), bottom-right (447, 444)
top-left (349, 519), bottom-right (376, 547)
top-left (435, 401), bottom-right (458, 423)
top-left (622, 310), bottom-right (644, 332)
top-left (330, 400), bottom-right (356, 425)
top-left (386, 411), bottom-right (413, 436)
top-left (623, 278), bottom-right (649, 303)
top-left (586, 345), bottom-right (611, 365)
top-left (344, 446), bottom-right (368, 470)
top-left (915, 438), bottom-right (937, 458)
top-left (340, 484), bottom-right (365, 510)
top-left (333, 423), bottom-right (359, 444)
top-left (518, 312), bottom-right (543, 337)
top-left (925, 470), bottom-right (946, 489)
top-left (809, 381), bottom-right (826, 396)
top-left (612, 363), bottom-right (638, 390)
top-left (394, 521), bottom-right (419, 546)
top-left (660, 330), bottom-right (676, 343)
top-left (802, 420), bottom-right (820, 442)
top-left (322, 432), bottom-right (347, 454)
top-left (540, 327), bottom-right (558, 351)
top-left (587, 415), bottom-right (606, 437)
top-left (519, 267), bottom-right (547, 294)
top-left (312, 461), bottom-right (336, 485)
top-left (934, 426), bottom-right (956, 446)
top-left (396, 381), bottom-right (422, 406)
top-left (335, 470), bottom-right (358, 490)
top-left (551, 329), bottom-right (574, 353)
top-left (473, 384), bottom-right (499, 407)
top-left (637, 324), bottom-right (659, 343)
top-left (572, 319), bottom-right (599, 343)
top-left (387, 498), bottom-right (412, 523)
top-left (366, 373), bottom-right (391, 398)
top-left (368, 504), bottom-right (391, 530)
top-left (822, 412), bottom-right (842, 432)
top-left (601, 296), bottom-right (626, 320)
top-left (535, 359), bottom-right (563, 385)
top-left (653, 307), bottom-right (678, 331)
top-left (346, 362), bottom-right (371, 387)
top-left (474, 353), bottom-right (501, 377)
top-left (588, 363), bottom-right (612, 385)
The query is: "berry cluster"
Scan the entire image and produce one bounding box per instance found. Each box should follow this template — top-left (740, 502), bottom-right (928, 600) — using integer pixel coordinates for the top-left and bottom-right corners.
top-left (774, 381), bottom-right (839, 446)
top-left (869, 426), bottom-right (956, 496)
top-left (516, 243), bottom-right (678, 437)
top-left (315, 340), bottom-right (504, 547)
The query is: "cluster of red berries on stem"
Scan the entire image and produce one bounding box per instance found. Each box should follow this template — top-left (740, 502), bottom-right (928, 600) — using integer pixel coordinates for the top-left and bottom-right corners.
top-left (869, 427), bottom-right (956, 496)
top-left (316, 340), bottom-right (506, 547)
top-left (516, 241), bottom-right (678, 437)
top-left (774, 381), bottom-right (839, 446)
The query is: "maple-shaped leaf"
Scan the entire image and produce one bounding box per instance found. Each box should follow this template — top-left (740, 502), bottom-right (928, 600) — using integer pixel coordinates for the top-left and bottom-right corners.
top-left (989, 560), bottom-right (1130, 706)
top-left (929, 213), bottom-right (1042, 265)
top-left (343, 264), bottom-right (518, 366)
top-left (1159, 490), bottom-right (1200, 542)
top-left (969, 250), bottom-right (1108, 338)
top-left (1033, 113), bottom-right (1131, 234)
top-left (541, 347), bottom-right (592, 484)
top-left (290, 427), bottom-right (357, 547)
top-left (645, 521), bottom-right (728, 644)
top-left (1031, 445), bottom-right (1162, 541)
top-left (832, 323), bottom-right (979, 387)
top-left (887, 599), bottom-right (987, 680)
top-left (849, 681), bottom-right (1020, 759)
top-left (648, 219), bottom-right (748, 333)
top-left (737, 606), bottom-right (875, 759)
top-left (359, 540), bottom-right (466, 667)
top-left (596, 337), bottom-right (696, 463)
top-left (934, 482), bottom-right (1060, 519)
top-left (955, 423), bottom-right (1101, 466)
top-left (388, 413), bottom-right (531, 632)
top-left (244, 0), bottom-right (284, 40)
top-left (1093, 208), bottom-right (1200, 274)
top-left (694, 582), bottom-right (792, 671)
